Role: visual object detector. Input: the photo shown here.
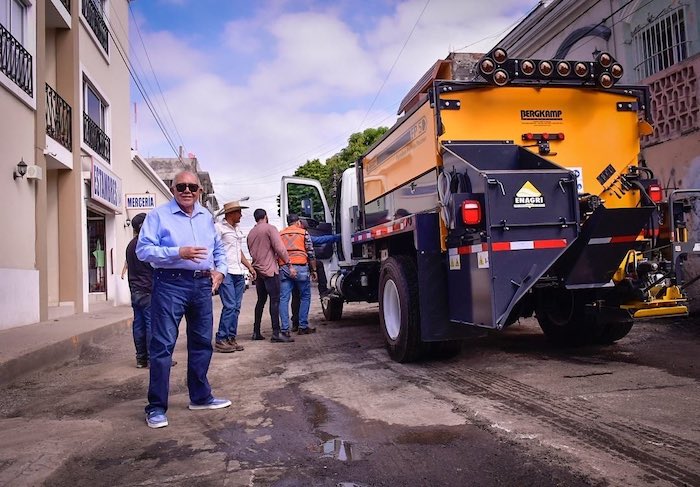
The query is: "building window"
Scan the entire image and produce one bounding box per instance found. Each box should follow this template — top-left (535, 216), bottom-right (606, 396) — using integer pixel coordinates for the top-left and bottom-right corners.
top-left (81, 0), bottom-right (108, 53)
top-left (0, 0), bottom-right (32, 96)
top-left (0, 0), bottom-right (25, 43)
top-left (633, 6), bottom-right (688, 80)
top-left (85, 82), bottom-right (105, 129)
top-left (83, 80), bottom-right (110, 162)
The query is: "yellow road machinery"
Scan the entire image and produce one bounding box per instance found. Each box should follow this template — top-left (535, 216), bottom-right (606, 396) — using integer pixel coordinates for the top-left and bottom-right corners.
top-left (282, 48), bottom-right (699, 362)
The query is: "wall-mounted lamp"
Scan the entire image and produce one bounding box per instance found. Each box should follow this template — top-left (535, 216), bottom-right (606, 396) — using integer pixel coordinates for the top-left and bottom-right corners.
top-left (13, 158), bottom-right (28, 180)
top-left (124, 218), bottom-right (131, 228)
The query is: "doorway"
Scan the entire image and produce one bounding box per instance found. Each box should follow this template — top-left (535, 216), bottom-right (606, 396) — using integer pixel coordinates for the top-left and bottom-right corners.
top-left (87, 209), bottom-right (106, 295)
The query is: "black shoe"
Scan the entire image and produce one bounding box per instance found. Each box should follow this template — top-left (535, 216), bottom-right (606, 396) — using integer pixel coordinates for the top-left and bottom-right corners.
top-left (251, 332), bottom-right (265, 341)
top-left (298, 327), bottom-right (317, 335)
top-left (282, 331), bottom-right (292, 338)
top-left (136, 359), bottom-right (148, 368)
top-left (271, 334), bottom-right (294, 343)
top-left (291, 323), bottom-right (299, 332)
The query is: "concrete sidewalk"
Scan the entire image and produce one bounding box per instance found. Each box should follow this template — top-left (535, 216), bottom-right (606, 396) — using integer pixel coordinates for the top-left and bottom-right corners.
top-left (0, 303), bottom-right (133, 387)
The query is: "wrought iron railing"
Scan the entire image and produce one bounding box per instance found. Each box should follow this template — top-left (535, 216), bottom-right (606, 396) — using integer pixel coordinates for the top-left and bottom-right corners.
top-left (0, 22), bottom-right (33, 96)
top-left (46, 84), bottom-right (72, 151)
top-left (61, 0), bottom-right (71, 12)
top-left (81, 0), bottom-right (108, 53)
top-left (83, 112), bottom-right (110, 162)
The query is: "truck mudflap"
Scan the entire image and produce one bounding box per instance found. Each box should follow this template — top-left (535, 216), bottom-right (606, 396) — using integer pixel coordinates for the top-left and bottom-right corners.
top-left (550, 206), bottom-right (655, 288)
top-left (442, 142), bottom-right (580, 329)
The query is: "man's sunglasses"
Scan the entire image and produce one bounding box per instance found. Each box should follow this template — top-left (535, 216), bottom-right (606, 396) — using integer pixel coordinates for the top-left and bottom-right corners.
top-left (174, 183), bottom-right (200, 193)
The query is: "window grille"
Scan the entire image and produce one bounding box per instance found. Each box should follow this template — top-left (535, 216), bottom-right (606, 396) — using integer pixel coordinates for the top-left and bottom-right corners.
top-left (633, 6), bottom-right (688, 80)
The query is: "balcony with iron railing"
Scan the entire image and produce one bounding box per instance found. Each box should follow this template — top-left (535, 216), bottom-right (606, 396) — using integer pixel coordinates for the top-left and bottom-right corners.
top-left (46, 84), bottom-right (72, 151)
top-left (81, 0), bottom-right (109, 53)
top-left (83, 112), bottom-right (110, 162)
top-left (0, 22), bottom-right (33, 96)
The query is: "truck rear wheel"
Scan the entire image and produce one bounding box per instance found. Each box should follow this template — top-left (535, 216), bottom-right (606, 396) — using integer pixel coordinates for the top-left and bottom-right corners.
top-left (379, 256), bottom-right (423, 362)
top-left (321, 296), bottom-right (344, 321)
top-left (595, 321), bottom-right (634, 344)
top-left (536, 289), bottom-right (602, 346)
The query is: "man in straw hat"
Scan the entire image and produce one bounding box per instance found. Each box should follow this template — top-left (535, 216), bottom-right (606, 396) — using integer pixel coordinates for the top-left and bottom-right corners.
top-left (214, 200), bottom-right (257, 353)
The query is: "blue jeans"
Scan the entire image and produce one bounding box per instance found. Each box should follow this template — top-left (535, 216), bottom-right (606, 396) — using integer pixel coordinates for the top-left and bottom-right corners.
top-left (280, 265), bottom-right (311, 332)
top-left (216, 273), bottom-right (245, 342)
top-left (131, 290), bottom-right (151, 361)
top-left (146, 270), bottom-right (214, 414)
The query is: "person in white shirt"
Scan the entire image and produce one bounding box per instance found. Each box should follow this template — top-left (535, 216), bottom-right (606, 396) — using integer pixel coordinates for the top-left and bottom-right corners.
top-left (214, 201), bottom-right (256, 353)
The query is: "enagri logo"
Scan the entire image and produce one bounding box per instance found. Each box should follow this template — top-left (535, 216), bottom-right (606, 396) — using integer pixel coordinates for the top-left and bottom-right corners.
top-left (514, 181), bottom-right (546, 208)
top-left (521, 109), bottom-right (563, 121)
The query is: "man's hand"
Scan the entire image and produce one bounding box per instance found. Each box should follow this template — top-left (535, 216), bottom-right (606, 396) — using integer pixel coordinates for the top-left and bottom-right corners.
top-left (211, 270), bottom-right (224, 293)
top-left (179, 246), bottom-right (208, 263)
top-left (289, 266), bottom-right (298, 279)
top-left (311, 270), bottom-right (318, 282)
top-left (249, 268), bottom-right (257, 281)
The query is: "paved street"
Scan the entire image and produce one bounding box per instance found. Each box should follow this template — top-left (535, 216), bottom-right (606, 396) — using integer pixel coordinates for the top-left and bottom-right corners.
top-left (1, 289), bottom-right (699, 487)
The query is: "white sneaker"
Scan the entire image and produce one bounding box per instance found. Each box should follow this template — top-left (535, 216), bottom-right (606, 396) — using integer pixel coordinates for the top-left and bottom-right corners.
top-left (188, 398), bottom-right (231, 410)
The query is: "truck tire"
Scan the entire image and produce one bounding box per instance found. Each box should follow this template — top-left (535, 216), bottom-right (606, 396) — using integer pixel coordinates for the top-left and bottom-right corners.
top-left (536, 289), bottom-right (602, 346)
top-left (595, 321), bottom-right (634, 344)
top-left (321, 296), bottom-right (343, 321)
top-left (379, 256), bottom-right (423, 362)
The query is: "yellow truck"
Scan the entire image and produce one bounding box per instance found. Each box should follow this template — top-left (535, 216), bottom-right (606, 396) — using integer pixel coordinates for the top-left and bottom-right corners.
top-left (281, 48), bottom-right (699, 362)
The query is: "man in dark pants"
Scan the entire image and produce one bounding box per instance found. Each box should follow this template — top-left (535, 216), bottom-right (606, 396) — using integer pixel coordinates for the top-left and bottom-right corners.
top-left (137, 170), bottom-right (230, 429)
top-left (246, 208), bottom-right (295, 343)
top-left (122, 212), bottom-right (151, 368)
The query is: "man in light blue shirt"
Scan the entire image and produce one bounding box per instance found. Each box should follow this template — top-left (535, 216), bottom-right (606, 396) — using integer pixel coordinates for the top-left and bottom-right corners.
top-left (136, 170), bottom-right (230, 429)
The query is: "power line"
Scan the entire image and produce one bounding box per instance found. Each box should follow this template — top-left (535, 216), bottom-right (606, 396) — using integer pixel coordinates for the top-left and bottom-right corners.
top-left (356, 0), bottom-right (431, 131)
top-left (127, 1), bottom-right (188, 154)
top-left (103, 4), bottom-right (182, 161)
top-left (453, 1), bottom-right (542, 52)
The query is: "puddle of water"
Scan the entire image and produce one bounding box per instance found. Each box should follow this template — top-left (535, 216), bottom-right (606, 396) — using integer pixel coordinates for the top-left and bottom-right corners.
top-left (321, 439), bottom-right (361, 461)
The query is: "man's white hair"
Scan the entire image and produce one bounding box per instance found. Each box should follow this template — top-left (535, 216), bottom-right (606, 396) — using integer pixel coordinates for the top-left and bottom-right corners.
top-left (172, 170), bottom-right (201, 187)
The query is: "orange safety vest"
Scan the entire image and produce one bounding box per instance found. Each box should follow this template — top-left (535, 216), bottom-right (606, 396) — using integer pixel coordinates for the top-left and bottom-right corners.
top-left (279, 226), bottom-right (308, 265)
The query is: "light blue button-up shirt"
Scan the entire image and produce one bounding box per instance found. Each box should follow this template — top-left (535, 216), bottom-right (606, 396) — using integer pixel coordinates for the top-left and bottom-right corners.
top-left (136, 198), bottom-right (227, 274)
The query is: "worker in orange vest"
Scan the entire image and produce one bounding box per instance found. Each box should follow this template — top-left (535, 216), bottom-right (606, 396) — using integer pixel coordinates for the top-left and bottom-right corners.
top-left (278, 213), bottom-right (317, 336)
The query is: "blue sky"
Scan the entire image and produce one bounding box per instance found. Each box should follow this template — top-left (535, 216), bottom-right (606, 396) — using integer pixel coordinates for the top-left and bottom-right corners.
top-left (128, 0), bottom-right (539, 228)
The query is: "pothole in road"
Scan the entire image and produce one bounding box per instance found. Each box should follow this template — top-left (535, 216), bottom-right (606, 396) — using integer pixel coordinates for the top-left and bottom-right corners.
top-left (321, 438), bottom-right (361, 461)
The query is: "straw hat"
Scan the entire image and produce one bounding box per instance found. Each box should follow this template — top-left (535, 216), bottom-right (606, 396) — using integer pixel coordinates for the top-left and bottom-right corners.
top-left (217, 200), bottom-right (249, 216)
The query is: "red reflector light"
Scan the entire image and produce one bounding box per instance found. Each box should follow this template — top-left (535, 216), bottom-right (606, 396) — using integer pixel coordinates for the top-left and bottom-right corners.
top-left (557, 133), bottom-right (565, 140)
top-left (648, 184), bottom-right (663, 203)
top-left (461, 200), bottom-right (482, 225)
top-left (524, 133), bottom-right (534, 140)
top-left (542, 133), bottom-right (549, 140)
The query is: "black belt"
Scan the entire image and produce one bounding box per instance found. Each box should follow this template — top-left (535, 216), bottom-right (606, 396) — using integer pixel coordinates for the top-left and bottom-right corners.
top-left (155, 269), bottom-right (212, 279)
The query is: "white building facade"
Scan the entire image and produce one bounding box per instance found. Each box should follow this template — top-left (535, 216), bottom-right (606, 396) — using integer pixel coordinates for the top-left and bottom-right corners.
top-left (1, 0), bottom-right (172, 330)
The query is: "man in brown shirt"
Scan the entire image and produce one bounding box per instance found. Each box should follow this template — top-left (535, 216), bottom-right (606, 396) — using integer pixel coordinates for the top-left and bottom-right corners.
top-left (246, 209), bottom-right (296, 342)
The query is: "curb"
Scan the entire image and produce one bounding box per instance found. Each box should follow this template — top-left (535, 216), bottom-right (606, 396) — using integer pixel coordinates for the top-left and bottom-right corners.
top-left (0, 317), bottom-right (133, 388)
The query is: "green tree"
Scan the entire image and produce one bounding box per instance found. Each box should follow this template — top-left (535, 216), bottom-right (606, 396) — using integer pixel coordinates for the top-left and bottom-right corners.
top-left (280, 127), bottom-right (389, 216)
top-left (307, 127), bottom-right (388, 206)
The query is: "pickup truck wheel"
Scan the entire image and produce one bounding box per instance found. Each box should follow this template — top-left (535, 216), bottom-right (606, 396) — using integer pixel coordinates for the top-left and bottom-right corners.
top-left (379, 256), bottom-right (423, 362)
top-left (536, 289), bottom-right (602, 346)
top-left (321, 296), bottom-right (343, 321)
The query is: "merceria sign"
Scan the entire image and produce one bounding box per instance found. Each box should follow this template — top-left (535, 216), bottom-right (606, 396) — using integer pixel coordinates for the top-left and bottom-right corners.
top-left (125, 193), bottom-right (156, 210)
top-left (91, 159), bottom-right (122, 213)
